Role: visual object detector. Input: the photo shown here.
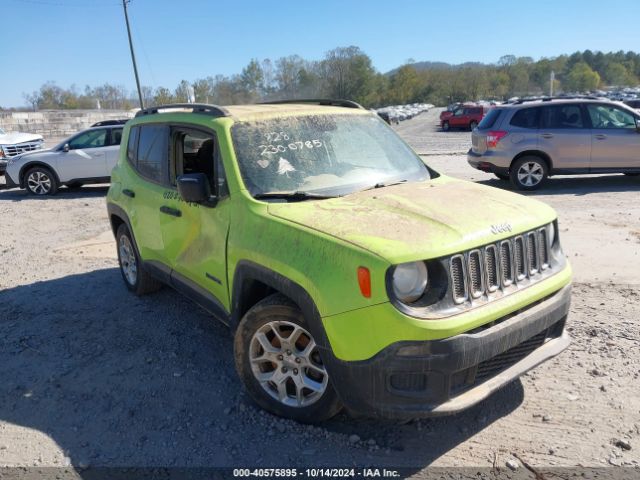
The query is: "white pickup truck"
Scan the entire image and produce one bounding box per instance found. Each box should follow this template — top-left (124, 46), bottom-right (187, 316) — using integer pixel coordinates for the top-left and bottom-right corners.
top-left (0, 128), bottom-right (44, 175)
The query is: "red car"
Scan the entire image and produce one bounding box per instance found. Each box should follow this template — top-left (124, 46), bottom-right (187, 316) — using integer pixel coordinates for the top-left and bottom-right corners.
top-left (440, 104), bottom-right (491, 131)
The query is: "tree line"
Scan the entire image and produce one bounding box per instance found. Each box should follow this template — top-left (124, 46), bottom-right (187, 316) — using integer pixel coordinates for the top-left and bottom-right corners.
top-left (16, 48), bottom-right (640, 111)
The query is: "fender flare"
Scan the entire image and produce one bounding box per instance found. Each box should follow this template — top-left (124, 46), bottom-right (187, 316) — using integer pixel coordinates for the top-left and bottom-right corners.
top-left (19, 162), bottom-right (61, 188)
top-left (231, 260), bottom-right (330, 350)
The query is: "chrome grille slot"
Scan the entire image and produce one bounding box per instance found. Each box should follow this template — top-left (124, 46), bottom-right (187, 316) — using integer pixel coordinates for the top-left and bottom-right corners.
top-left (467, 250), bottom-right (484, 298)
top-left (527, 232), bottom-right (539, 275)
top-left (484, 245), bottom-right (499, 292)
top-left (514, 236), bottom-right (526, 280)
top-left (539, 228), bottom-right (549, 270)
top-left (450, 254), bottom-right (467, 304)
top-left (499, 240), bottom-right (514, 287)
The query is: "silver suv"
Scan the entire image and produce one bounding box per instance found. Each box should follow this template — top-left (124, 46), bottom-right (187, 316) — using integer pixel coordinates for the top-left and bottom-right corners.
top-left (468, 98), bottom-right (640, 190)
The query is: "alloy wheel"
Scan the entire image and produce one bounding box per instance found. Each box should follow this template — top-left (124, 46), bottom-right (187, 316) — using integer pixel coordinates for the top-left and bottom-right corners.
top-left (118, 235), bottom-right (138, 286)
top-left (249, 320), bottom-right (328, 408)
top-left (517, 162), bottom-right (544, 187)
top-left (27, 171), bottom-right (52, 195)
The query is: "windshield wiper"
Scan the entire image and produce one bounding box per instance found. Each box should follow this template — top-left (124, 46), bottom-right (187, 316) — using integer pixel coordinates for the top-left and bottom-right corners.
top-left (253, 191), bottom-right (337, 202)
top-left (362, 179), bottom-right (409, 191)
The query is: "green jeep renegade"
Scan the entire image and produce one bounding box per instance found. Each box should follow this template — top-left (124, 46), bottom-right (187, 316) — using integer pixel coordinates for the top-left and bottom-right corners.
top-left (106, 101), bottom-right (572, 422)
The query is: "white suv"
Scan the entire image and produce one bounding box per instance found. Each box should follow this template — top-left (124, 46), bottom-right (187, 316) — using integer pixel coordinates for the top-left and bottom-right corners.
top-left (5, 123), bottom-right (124, 195)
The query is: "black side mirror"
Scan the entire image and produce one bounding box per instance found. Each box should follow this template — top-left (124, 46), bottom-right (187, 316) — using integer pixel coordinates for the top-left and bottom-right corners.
top-left (177, 173), bottom-right (215, 205)
top-left (63, 143), bottom-right (70, 152)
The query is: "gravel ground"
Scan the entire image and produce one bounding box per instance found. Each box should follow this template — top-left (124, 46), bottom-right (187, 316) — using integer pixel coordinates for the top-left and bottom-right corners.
top-left (0, 109), bottom-right (638, 474)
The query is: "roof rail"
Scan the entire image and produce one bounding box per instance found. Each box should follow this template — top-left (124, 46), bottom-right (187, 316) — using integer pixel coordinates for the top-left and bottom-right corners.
top-left (260, 99), bottom-right (365, 110)
top-left (513, 95), bottom-right (603, 105)
top-left (135, 103), bottom-right (230, 118)
top-left (91, 119), bottom-right (129, 127)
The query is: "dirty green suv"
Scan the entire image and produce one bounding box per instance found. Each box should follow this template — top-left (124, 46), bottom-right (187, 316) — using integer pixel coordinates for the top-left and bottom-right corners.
top-left (106, 101), bottom-right (572, 422)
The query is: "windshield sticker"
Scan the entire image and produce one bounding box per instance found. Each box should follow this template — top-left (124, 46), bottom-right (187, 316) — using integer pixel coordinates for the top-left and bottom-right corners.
top-left (258, 140), bottom-right (323, 156)
top-left (277, 157), bottom-right (296, 176)
top-left (265, 132), bottom-right (290, 142)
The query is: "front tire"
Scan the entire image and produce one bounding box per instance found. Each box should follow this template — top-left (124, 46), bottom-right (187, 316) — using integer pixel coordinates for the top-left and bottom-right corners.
top-left (442, 121), bottom-right (450, 132)
top-left (25, 167), bottom-right (58, 195)
top-left (469, 120), bottom-right (478, 130)
top-left (116, 223), bottom-right (162, 295)
top-left (234, 294), bottom-right (342, 423)
top-left (510, 156), bottom-right (548, 190)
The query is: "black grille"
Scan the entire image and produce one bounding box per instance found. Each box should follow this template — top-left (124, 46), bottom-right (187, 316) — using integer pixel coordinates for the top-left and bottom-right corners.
top-left (467, 250), bottom-right (483, 298)
top-left (527, 232), bottom-right (539, 274)
top-left (448, 227), bottom-right (553, 306)
top-left (485, 245), bottom-right (499, 292)
top-left (475, 330), bottom-right (547, 381)
top-left (450, 255), bottom-right (467, 303)
top-left (500, 241), bottom-right (514, 286)
top-left (514, 236), bottom-right (526, 280)
top-left (539, 228), bottom-right (549, 269)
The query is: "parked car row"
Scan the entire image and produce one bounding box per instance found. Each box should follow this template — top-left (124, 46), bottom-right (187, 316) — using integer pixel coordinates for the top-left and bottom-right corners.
top-left (375, 103), bottom-right (433, 124)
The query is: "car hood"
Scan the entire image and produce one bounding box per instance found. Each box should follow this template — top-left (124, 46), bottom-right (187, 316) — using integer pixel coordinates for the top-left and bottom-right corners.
top-left (0, 132), bottom-right (43, 145)
top-left (267, 176), bottom-right (557, 264)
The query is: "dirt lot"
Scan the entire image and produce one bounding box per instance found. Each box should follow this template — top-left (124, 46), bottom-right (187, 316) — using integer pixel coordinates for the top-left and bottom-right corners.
top-left (0, 109), bottom-right (638, 474)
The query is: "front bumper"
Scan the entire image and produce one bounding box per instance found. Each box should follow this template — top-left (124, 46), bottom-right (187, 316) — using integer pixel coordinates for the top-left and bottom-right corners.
top-left (4, 170), bottom-right (18, 188)
top-left (326, 284), bottom-right (571, 418)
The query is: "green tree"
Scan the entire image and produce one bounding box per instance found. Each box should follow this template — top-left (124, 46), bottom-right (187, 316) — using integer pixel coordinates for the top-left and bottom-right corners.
top-left (564, 62), bottom-right (601, 92)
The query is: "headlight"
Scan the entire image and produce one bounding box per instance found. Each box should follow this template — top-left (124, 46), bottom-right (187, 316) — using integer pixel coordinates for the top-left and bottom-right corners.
top-left (392, 261), bottom-right (428, 304)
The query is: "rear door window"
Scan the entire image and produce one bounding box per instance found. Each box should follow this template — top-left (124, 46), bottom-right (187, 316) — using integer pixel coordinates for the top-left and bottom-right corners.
top-left (510, 107), bottom-right (540, 129)
top-left (541, 104), bottom-right (585, 129)
top-left (477, 108), bottom-right (502, 129)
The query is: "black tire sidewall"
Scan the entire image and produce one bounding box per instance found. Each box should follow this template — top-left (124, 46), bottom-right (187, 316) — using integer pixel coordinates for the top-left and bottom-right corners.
top-left (25, 167), bottom-right (58, 195)
top-left (442, 121), bottom-right (450, 131)
top-left (234, 295), bottom-right (342, 423)
top-left (510, 157), bottom-right (548, 190)
top-left (116, 224), bottom-right (141, 292)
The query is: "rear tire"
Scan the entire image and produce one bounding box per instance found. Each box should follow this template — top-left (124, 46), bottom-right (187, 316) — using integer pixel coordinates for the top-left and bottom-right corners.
top-left (25, 166), bottom-right (58, 196)
top-left (116, 223), bottom-right (162, 295)
top-left (510, 156), bottom-right (548, 190)
top-left (234, 293), bottom-right (342, 423)
top-left (442, 121), bottom-right (450, 132)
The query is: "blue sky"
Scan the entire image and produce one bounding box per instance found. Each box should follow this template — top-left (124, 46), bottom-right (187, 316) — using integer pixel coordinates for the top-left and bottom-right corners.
top-left (3, 0), bottom-right (640, 107)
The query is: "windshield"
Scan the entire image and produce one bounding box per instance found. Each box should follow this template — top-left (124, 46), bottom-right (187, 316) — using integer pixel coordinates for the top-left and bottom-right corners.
top-left (231, 113), bottom-right (429, 197)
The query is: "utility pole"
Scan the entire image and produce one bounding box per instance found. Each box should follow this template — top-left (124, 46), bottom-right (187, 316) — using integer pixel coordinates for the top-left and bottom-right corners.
top-left (550, 71), bottom-right (555, 97)
top-left (122, 0), bottom-right (144, 109)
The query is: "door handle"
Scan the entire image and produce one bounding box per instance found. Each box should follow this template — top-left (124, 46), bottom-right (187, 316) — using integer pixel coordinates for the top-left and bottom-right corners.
top-left (160, 206), bottom-right (182, 217)
top-left (122, 189), bottom-right (135, 198)
top-left (541, 133), bottom-right (554, 139)
top-left (594, 134), bottom-right (607, 140)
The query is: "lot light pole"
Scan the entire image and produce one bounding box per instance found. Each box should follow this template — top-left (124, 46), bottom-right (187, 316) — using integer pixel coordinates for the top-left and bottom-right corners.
top-left (122, 0), bottom-right (144, 110)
